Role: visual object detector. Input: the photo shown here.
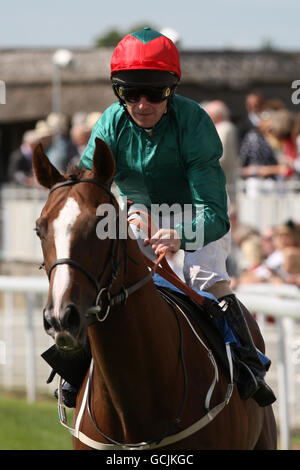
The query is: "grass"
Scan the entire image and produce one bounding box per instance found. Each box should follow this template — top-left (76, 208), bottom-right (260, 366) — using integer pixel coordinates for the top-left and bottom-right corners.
top-left (291, 433), bottom-right (300, 450)
top-left (0, 394), bottom-right (73, 450)
top-left (0, 394), bottom-right (299, 450)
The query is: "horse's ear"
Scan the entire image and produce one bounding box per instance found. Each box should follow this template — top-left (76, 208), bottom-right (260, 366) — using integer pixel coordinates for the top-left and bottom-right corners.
top-left (32, 143), bottom-right (65, 189)
top-left (92, 138), bottom-right (116, 184)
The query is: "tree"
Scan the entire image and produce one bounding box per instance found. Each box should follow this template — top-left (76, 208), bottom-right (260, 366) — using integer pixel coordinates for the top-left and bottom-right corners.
top-left (95, 29), bottom-right (123, 47)
top-left (94, 23), bottom-right (158, 47)
top-left (260, 37), bottom-right (277, 51)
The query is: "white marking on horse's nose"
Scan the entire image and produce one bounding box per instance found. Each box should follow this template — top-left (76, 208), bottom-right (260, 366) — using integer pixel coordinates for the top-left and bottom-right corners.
top-left (52, 197), bottom-right (81, 320)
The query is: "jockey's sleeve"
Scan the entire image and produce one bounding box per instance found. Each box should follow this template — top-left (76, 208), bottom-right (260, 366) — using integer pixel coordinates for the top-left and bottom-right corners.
top-left (174, 108), bottom-right (230, 250)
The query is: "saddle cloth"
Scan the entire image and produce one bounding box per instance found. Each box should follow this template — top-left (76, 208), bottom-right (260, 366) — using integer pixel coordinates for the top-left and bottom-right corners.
top-left (154, 273), bottom-right (271, 377)
top-left (153, 273), bottom-right (238, 382)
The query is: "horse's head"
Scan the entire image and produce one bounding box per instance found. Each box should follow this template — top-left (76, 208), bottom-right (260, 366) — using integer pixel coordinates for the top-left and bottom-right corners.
top-left (33, 138), bottom-right (116, 353)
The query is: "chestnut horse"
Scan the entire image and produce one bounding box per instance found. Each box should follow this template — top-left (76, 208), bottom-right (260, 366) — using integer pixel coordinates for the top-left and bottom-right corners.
top-left (33, 138), bottom-right (277, 450)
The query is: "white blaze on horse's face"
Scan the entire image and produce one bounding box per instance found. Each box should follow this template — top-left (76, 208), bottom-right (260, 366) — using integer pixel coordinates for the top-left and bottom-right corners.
top-left (52, 197), bottom-right (81, 320)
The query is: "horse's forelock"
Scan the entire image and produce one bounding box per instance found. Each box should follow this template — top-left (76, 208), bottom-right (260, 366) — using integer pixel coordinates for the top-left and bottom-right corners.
top-left (64, 165), bottom-right (86, 181)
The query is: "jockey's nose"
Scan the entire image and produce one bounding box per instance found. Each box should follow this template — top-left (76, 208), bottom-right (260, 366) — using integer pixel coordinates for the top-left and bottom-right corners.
top-left (136, 96), bottom-right (152, 106)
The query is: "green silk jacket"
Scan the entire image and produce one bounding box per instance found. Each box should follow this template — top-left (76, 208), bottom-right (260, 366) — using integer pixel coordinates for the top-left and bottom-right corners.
top-left (79, 94), bottom-right (230, 250)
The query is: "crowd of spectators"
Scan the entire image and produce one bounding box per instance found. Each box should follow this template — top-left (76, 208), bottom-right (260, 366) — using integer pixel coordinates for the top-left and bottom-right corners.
top-left (6, 92), bottom-right (300, 291)
top-left (204, 92), bottom-right (300, 192)
top-left (227, 209), bottom-right (300, 290)
top-left (8, 91), bottom-right (300, 191)
top-left (203, 92), bottom-right (300, 291)
top-left (7, 111), bottom-right (102, 187)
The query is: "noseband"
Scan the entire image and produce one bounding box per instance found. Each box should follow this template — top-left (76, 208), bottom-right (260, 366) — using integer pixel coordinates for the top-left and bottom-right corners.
top-left (47, 178), bottom-right (152, 322)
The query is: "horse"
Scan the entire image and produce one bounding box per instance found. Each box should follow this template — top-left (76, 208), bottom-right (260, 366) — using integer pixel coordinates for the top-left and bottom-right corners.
top-left (32, 137), bottom-right (277, 450)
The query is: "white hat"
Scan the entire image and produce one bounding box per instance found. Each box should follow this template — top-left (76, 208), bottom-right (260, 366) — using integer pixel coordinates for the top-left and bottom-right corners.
top-left (35, 120), bottom-right (53, 139)
top-left (46, 112), bottom-right (69, 132)
top-left (86, 112), bottom-right (102, 130)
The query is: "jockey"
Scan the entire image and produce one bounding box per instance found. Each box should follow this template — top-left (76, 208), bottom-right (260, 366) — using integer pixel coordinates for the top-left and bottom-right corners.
top-left (53, 28), bottom-right (275, 407)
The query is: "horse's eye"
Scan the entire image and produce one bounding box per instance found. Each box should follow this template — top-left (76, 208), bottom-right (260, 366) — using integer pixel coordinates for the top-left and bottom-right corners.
top-left (34, 227), bottom-right (42, 238)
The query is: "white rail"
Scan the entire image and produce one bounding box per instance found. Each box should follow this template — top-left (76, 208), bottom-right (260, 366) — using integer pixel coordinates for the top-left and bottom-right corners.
top-left (1, 181), bottom-right (300, 262)
top-left (236, 283), bottom-right (300, 450)
top-left (0, 276), bottom-right (49, 403)
top-left (0, 276), bottom-right (299, 449)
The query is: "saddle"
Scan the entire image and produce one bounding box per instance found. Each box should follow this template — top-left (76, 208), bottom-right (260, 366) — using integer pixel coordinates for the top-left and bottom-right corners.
top-left (155, 283), bottom-right (237, 383)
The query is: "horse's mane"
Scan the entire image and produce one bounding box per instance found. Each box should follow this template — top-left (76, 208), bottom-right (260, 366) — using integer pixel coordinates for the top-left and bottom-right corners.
top-left (64, 164), bottom-right (86, 181)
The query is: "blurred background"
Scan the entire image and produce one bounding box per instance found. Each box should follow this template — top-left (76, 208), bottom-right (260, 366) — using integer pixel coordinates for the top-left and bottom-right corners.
top-left (0, 0), bottom-right (300, 450)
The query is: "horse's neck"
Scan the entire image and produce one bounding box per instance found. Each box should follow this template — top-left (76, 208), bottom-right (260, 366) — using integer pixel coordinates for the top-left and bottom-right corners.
top-left (86, 237), bottom-right (184, 441)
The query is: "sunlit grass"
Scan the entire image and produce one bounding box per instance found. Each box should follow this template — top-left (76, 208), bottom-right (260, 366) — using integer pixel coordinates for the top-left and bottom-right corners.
top-left (0, 394), bottom-right (73, 450)
top-left (0, 394), bottom-right (299, 450)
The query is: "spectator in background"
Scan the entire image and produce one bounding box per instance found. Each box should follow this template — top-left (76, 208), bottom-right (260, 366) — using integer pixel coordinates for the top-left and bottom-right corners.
top-left (260, 227), bottom-right (276, 259)
top-left (292, 112), bottom-right (300, 176)
top-left (68, 112), bottom-right (103, 166)
top-left (45, 113), bottom-right (78, 172)
top-left (86, 112), bottom-right (103, 130)
top-left (226, 203), bottom-right (260, 287)
top-left (238, 220), bottom-right (300, 285)
top-left (69, 123), bottom-right (92, 166)
top-left (237, 90), bottom-right (265, 143)
top-left (265, 109), bottom-right (297, 178)
top-left (238, 234), bottom-right (265, 282)
top-left (293, 112), bottom-right (300, 152)
top-left (239, 111), bottom-right (292, 180)
top-left (203, 100), bottom-right (239, 202)
top-left (7, 129), bottom-right (39, 186)
top-left (280, 246), bottom-right (300, 287)
top-left (34, 120), bottom-right (53, 150)
top-left (265, 220), bottom-right (300, 273)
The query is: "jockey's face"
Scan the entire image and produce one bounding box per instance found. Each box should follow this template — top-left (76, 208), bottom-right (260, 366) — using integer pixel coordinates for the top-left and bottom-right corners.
top-left (125, 96), bottom-right (168, 128)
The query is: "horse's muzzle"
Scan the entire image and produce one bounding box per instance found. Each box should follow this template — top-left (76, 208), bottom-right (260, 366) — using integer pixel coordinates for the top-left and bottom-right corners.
top-left (43, 304), bottom-right (85, 352)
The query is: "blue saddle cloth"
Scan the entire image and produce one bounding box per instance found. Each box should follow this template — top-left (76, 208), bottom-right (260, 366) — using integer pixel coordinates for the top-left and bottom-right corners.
top-left (153, 273), bottom-right (270, 368)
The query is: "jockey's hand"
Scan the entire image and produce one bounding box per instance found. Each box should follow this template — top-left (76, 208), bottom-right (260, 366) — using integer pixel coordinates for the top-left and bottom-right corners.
top-left (143, 228), bottom-right (181, 255)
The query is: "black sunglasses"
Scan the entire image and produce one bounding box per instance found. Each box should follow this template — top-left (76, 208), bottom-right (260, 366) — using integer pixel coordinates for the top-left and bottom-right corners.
top-left (114, 85), bottom-right (172, 103)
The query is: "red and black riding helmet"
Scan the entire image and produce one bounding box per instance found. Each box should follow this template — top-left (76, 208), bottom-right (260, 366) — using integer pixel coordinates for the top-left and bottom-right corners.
top-left (111, 28), bottom-right (181, 102)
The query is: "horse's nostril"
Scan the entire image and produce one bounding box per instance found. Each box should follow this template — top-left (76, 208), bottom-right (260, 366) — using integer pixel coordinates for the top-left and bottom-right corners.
top-left (43, 315), bottom-right (51, 332)
top-left (43, 308), bottom-right (55, 332)
top-left (62, 304), bottom-right (81, 333)
top-left (43, 308), bottom-right (61, 339)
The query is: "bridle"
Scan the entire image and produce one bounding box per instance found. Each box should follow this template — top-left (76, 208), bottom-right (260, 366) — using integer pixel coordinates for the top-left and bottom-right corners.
top-left (47, 178), bottom-right (153, 322)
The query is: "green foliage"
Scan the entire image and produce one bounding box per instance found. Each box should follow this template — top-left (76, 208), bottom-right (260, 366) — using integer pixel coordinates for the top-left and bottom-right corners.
top-left (260, 37), bottom-right (277, 51)
top-left (94, 23), bottom-right (158, 47)
top-left (95, 29), bottom-right (124, 47)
